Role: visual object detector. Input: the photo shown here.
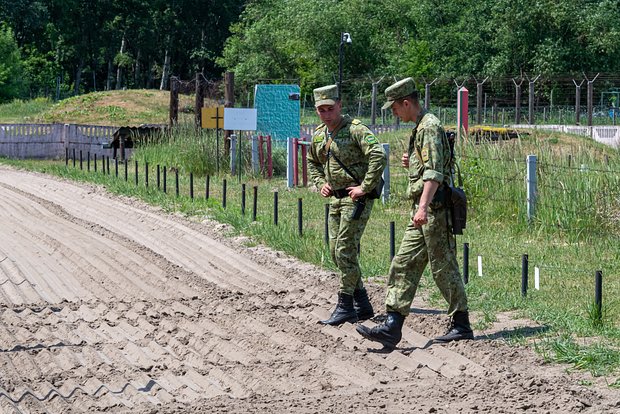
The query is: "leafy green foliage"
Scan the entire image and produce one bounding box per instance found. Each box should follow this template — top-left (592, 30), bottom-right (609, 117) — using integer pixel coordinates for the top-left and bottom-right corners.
top-left (220, 0), bottom-right (620, 93)
top-left (0, 25), bottom-right (26, 102)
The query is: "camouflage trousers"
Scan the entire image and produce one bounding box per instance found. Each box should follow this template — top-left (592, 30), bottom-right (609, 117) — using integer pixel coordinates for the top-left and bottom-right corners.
top-left (329, 197), bottom-right (375, 295)
top-left (385, 204), bottom-right (468, 316)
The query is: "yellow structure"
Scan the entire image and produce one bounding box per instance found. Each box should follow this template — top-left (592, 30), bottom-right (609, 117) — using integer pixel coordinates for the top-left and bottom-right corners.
top-left (201, 106), bottom-right (225, 129)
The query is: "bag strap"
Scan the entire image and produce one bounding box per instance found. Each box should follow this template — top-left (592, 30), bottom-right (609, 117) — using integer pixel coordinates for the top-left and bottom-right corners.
top-left (411, 117), bottom-right (464, 188)
top-left (329, 151), bottom-right (361, 185)
top-left (325, 118), bottom-right (362, 185)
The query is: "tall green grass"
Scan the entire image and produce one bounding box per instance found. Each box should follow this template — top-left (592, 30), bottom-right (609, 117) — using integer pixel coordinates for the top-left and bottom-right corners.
top-left (0, 98), bottom-right (54, 123)
top-left (3, 124), bottom-right (620, 376)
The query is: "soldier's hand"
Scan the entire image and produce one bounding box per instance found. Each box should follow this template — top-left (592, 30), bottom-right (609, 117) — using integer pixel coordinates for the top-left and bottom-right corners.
top-left (320, 183), bottom-right (333, 198)
top-left (346, 185), bottom-right (366, 201)
top-left (401, 153), bottom-right (409, 168)
top-left (412, 207), bottom-right (428, 228)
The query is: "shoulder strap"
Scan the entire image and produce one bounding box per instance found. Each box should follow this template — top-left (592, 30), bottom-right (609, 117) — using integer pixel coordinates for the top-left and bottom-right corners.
top-left (329, 151), bottom-right (361, 185)
top-left (411, 114), bottom-right (463, 187)
top-left (324, 117), bottom-right (348, 154)
top-left (325, 118), bottom-right (362, 184)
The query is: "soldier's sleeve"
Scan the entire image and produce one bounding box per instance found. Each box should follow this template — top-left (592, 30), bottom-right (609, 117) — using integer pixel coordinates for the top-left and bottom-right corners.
top-left (419, 123), bottom-right (446, 183)
top-left (355, 126), bottom-right (387, 194)
top-left (307, 132), bottom-right (327, 189)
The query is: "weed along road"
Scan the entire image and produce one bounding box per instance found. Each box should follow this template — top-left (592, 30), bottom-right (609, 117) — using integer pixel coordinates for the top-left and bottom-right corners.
top-left (0, 165), bottom-right (617, 413)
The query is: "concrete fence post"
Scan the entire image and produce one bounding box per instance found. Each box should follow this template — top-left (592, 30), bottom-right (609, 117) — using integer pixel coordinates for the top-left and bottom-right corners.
top-left (251, 135), bottom-right (259, 174)
top-left (230, 134), bottom-right (237, 175)
top-left (287, 137), bottom-right (294, 188)
top-left (527, 154), bottom-right (537, 222)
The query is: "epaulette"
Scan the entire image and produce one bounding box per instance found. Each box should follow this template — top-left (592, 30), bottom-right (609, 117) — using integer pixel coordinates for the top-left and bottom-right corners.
top-left (315, 123), bottom-right (326, 131)
top-left (351, 119), bottom-right (362, 125)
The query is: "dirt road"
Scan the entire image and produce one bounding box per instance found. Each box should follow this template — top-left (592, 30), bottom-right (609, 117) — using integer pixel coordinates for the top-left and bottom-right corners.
top-left (0, 166), bottom-right (617, 413)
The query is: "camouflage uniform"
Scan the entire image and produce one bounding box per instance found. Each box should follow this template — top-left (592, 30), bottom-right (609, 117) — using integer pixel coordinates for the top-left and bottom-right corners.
top-left (385, 108), bottom-right (469, 316)
top-left (308, 103), bottom-right (386, 295)
top-left (356, 78), bottom-right (471, 346)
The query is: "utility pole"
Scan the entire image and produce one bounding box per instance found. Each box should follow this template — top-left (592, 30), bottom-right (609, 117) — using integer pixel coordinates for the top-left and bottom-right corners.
top-left (338, 33), bottom-right (352, 100)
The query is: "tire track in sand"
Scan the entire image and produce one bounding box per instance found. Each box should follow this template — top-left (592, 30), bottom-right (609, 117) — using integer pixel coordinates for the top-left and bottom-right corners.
top-left (0, 167), bottom-right (488, 412)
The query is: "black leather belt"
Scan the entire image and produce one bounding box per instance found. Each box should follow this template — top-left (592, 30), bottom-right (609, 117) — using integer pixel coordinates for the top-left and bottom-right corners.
top-left (333, 189), bottom-right (349, 199)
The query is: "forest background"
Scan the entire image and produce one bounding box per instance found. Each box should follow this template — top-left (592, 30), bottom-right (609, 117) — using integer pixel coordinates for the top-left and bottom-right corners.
top-left (1, 0), bottom-right (620, 107)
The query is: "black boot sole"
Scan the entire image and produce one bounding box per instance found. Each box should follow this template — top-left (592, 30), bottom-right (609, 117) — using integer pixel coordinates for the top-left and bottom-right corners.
top-left (356, 325), bottom-right (397, 350)
top-left (319, 315), bottom-right (359, 326)
top-left (434, 331), bottom-right (474, 343)
top-left (356, 311), bottom-right (375, 321)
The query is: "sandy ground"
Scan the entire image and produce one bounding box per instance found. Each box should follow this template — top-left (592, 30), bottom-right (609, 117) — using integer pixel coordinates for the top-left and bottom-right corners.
top-left (0, 165), bottom-right (618, 414)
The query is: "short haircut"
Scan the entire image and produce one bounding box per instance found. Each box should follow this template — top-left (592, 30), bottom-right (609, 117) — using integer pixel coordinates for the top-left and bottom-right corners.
top-left (396, 91), bottom-right (419, 104)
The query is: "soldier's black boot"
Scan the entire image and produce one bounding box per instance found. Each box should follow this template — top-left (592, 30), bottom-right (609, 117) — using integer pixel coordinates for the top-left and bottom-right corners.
top-left (434, 310), bottom-right (474, 343)
top-left (320, 292), bottom-right (358, 325)
top-left (356, 312), bottom-right (405, 350)
top-left (353, 287), bottom-right (374, 321)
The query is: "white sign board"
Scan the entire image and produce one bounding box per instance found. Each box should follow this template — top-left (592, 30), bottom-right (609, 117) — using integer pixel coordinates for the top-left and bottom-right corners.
top-left (224, 108), bottom-right (258, 131)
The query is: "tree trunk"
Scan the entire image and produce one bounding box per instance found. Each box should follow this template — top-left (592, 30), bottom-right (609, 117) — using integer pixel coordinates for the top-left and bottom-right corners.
top-left (74, 58), bottom-right (84, 95)
top-left (92, 57), bottom-right (97, 92)
top-left (147, 59), bottom-right (153, 89)
top-left (106, 59), bottom-right (113, 91)
top-left (160, 49), bottom-right (170, 90)
top-left (134, 50), bottom-right (141, 88)
top-left (116, 34), bottom-right (126, 90)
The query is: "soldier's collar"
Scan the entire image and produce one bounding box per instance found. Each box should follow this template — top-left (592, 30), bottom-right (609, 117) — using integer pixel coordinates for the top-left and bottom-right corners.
top-left (327, 115), bottom-right (349, 135)
top-left (416, 109), bottom-right (428, 125)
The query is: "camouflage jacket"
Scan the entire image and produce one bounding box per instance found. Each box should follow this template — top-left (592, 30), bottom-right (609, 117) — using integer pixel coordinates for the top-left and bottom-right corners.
top-left (407, 110), bottom-right (453, 199)
top-left (308, 115), bottom-right (386, 193)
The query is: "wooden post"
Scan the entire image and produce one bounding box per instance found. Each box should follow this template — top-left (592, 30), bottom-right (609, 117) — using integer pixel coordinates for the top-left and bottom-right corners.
top-left (169, 76), bottom-right (179, 127)
top-left (195, 73), bottom-right (204, 128)
top-left (224, 71), bottom-right (235, 154)
top-left (293, 138), bottom-right (299, 186)
top-left (301, 139), bottom-right (308, 187)
top-left (267, 135), bottom-right (273, 179)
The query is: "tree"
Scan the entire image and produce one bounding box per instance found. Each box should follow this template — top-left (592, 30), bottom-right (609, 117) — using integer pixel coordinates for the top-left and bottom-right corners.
top-left (0, 25), bottom-right (26, 102)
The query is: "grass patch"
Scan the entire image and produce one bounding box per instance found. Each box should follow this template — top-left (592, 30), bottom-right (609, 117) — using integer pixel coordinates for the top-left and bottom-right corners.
top-left (535, 335), bottom-right (620, 377)
top-left (34, 90), bottom-right (198, 126)
top-left (0, 97), bottom-right (54, 123)
top-left (2, 123), bottom-right (620, 376)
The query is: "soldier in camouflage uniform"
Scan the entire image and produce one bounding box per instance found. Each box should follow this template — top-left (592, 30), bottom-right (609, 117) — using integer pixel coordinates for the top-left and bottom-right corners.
top-left (308, 85), bottom-right (387, 326)
top-left (357, 78), bottom-right (473, 349)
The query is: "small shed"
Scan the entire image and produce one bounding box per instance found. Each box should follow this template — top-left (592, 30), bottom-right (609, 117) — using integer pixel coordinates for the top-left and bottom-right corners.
top-left (107, 124), bottom-right (165, 160)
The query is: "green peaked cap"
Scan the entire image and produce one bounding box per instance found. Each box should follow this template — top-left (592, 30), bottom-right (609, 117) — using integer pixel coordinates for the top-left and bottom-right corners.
top-left (382, 77), bottom-right (417, 110)
top-left (313, 84), bottom-right (339, 107)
